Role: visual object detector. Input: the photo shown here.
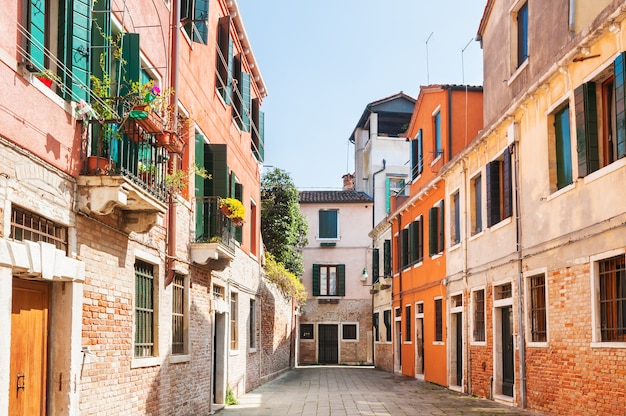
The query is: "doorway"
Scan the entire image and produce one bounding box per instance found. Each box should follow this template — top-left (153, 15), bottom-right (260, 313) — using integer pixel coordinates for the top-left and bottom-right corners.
top-left (318, 324), bottom-right (338, 364)
top-left (10, 278), bottom-right (50, 416)
top-left (454, 312), bottom-right (463, 387)
top-left (415, 317), bottom-right (424, 377)
top-left (213, 313), bottom-right (227, 404)
top-left (501, 306), bottom-right (514, 397)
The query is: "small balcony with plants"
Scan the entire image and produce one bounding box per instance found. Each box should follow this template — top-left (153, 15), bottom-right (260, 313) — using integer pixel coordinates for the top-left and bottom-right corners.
top-left (191, 197), bottom-right (245, 270)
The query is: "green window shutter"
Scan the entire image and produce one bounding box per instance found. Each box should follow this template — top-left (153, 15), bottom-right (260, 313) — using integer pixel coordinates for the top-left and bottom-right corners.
top-left (418, 216), bottom-right (424, 261)
top-left (438, 200), bottom-right (445, 253)
top-left (555, 105), bottom-right (573, 189)
top-left (216, 16), bottom-right (232, 103)
top-left (503, 147), bottom-right (513, 219)
top-left (194, 133), bottom-right (205, 197)
top-left (409, 221), bottom-right (418, 264)
top-left (385, 178), bottom-right (391, 213)
top-left (28, 0), bottom-right (46, 70)
top-left (383, 239), bottom-right (391, 277)
top-left (194, 0), bottom-right (209, 44)
top-left (372, 248), bottom-right (379, 284)
top-left (418, 129), bottom-right (423, 174)
top-left (120, 33), bottom-right (140, 97)
top-left (234, 183), bottom-right (243, 242)
top-left (401, 228), bottom-right (409, 269)
top-left (575, 83), bottom-right (600, 176)
top-left (66, 0), bottom-right (91, 102)
top-left (319, 210), bottom-right (337, 239)
top-left (614, 52), bottom-right (626, 159)
top-left (258, 111), bottom-right (265, 161)
top-left (241, 72), bottom-right (251, 132)
top-left (429, 206), bottom-right (438, 256)
top-left (312, 264), bottom-right (320, 296)
top-left (337, 264), bottom-right (345, 296)
top-left (205, 144), bottom-right (228, 197)
top-left (410, 135), bottom-right (419, 180)
top-left (251, 98), bottom-right (264, 162)
top-left (91, 0), bottom-right (110, 89)
top-left (486, 160), bottom-right (500, 227)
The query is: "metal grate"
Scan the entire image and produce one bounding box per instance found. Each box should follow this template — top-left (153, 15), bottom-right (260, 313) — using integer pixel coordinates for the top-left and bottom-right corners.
top-left (473, 290), bottom-right (486, 342)
top-left (599, 256), bottom-right (626, 341)
top-left (11, 205), bottom-right (68, 253)
top-left (172, 274), bottom-right (185, 355)
top-left (135, 260), bottom-right (155, 358)
top-left (530, 275), bottom-right (547, 342)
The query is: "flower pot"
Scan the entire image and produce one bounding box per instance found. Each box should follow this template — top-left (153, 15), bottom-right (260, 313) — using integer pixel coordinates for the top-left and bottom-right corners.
top-left (130, 105), bottom-right (163, 134)
top-left (37, 77), bottom-right (53, 88)
top-left (156, 131), bottom-right (185, 153)
top-left (231, 217), bottom-right (244, 227)
top-left (220, 205), bottom-right (232, 216)
top-left (86, 156), bottom-right (114, 175)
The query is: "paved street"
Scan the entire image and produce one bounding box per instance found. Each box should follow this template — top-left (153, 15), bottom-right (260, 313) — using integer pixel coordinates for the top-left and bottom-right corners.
top-left (215, 366), bottom-right (543, 416)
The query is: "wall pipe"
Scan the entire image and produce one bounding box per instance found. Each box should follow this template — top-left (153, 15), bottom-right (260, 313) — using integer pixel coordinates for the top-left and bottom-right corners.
top-left (371, 159), bottom-right (386, 228)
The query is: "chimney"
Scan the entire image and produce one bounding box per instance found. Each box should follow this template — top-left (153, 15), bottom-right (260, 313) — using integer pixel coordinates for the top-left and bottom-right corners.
top-left (342, 173), bottom-right (354, 191)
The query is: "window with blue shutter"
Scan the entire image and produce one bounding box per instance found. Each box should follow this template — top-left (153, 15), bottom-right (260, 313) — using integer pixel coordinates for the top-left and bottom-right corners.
top-left (555, 105), bottom-right (573, 189)
top-left (516, 2), bottom-right (529, 68)
top-left (66, 0), bottom-right (91, 102)
top-left (252, 98), bottom-right (264, 162)
top-left (614, 52), bottom-right (626, 160)
top-left (181, 0), bottom-right (209, 44)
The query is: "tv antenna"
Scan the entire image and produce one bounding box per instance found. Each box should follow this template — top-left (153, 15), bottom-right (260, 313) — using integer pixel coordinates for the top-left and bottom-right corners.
top-left (426, 32), bottom-right (434, 85)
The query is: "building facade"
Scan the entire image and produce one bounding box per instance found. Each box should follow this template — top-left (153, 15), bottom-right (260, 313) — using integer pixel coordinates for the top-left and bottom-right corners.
top-left (298, 190), bottom-right (374, 366)
top-left (1, 1), bottom-right (294, 415)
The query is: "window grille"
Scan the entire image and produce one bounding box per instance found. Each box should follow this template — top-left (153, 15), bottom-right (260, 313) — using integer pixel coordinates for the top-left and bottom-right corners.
top-left (172, 274), bottom-right (185, 354)
top-left (135, 260), bottom-right (155, 357)
top-left (11, 205), bottom-right (68, 253)
top-left (473, 290), bottom-right (486, 342)
top-left (529, 275), bottom-right (547, 342)
top-left (599, 256), bottom-right (626, 341)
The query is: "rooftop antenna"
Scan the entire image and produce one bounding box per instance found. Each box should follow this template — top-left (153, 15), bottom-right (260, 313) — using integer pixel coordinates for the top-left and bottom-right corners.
top-left (426, 32), bottom-right (434, 85)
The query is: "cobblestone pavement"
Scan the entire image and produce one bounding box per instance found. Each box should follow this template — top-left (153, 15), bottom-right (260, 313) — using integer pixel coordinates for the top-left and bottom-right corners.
top-left (214, 366), bottom-right (544, 416)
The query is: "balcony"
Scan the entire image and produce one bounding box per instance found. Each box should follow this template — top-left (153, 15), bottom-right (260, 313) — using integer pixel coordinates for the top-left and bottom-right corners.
top-left (191, 197), bottom-right (237, 270)
top-left (77, 129), bottom-right (169, 234)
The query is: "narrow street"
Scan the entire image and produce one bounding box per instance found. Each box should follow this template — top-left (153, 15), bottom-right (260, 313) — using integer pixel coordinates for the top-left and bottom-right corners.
top-left (215, 366), bottom-right (543, 416)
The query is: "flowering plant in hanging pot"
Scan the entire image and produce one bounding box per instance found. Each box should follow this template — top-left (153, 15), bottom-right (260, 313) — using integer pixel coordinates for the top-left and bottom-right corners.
top-left (219, 198), bottom-right (245, 226)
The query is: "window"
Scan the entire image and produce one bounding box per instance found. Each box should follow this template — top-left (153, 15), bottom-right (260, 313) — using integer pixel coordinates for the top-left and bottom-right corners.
top-left (312, 264), bottom-right (345, 296)
top-left (403, 216), bottom-right (424, 266)
top-left (428, 201), bottom-right (444, 256)
top-left (386, 177), bottom-right (407, 213)
top-left (318, 209), bottom-right (339, 239)
top-left (216, 15), bottom-right (233, 104)
top-left (598, 256), bottom-right (626, 342)
top-left (373, 312), bottom-right (380, 342)
top-left (528, 274), bottom-right (547, 342)
top-left (471, 174), bottom-right (483, 235)
top-left (230, 292), bottom-right (238, 349)
top-left (411, 129), bottom-right (424, 180)
top-left (433, 112), bottom-right (442, 157)
top-left (486, 149), bottom-right (513, 227)
top-left (251, 98), bottom-right (265, 163)
top-left (435, 298), bottom-right (443, 342)
top-left (384, 309), bottom-right (392, 342)
top-left (473, 289), bottom-right (486, 342)
top-left (135, 260), bottom-right (156, 357)
top-left (180, 0), bottom-right (209, 44)
top-left (249, 299), bottom-right (257, 349)
top-left (553, 104), bottom-right (573, 190)
top-left (300, 324), bottom-right (314, 340)
top-left (232, 54), bottom-right (251, 132)
top-left (451, 191), bottom-right (461, 245)
top-left (405, 305), bottom-right (412, 342)
top-left (401, 227), bottom-right (409, 269)
top-left (383, 239), bottom-right (392, 278)
top-left (372, 248), bottom-right (380, 284)
top-left (513, 1), bottom-right (529, 70)
top-left (171, 274), bottom-right (187, 355)
top-left (575, 54), bottom-right (626, 177)
top-left (10, 205), bottom-right (68, 253)
top-left (342, 324), bottom-right (357, 340)
top-left (20, 0), bottom-right (90, 102)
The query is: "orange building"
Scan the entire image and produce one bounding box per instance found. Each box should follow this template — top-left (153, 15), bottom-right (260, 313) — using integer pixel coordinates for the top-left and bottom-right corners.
top-left (390, 85), bottom-right (482, 385)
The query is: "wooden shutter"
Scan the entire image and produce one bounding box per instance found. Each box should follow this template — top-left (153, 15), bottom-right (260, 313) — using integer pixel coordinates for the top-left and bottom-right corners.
top-left (575, 83), bottom-right (600, 177)
top-left (120, 33), bottom-right (140, 97)
top-left (66, 0), bottom-right (91, 101)
top-left (193, 0), bottom-right (209, 44)
top-left (205, 144), bottom-right (228, 197)
top-left (28, 0), bottom-right (46, 70)
top-left (372, 248), bottom-right (379, 284)
top-left (555, 105), bottom-right (573, 189)
top-left (401, 228), bottom-right (409, 269)
top-left (429, 206), bottom-right (438, 256)
top-left (234, 183), bottom-right (243, 242)
top-left (417, 129), bottom-right (423, 174)
top-left (438, 200), bottom-right (445, 253)
top-left (614, 52), bottom-right (626, 159)
top-left (241, 72), bottom-right (251, 132)
top-left (319, 210), bottom-right (337, 239)
top-left (503, 147), bottom-right (513, 219)
top-left (410, 137), bottom-right (419, 180)
top-left (385, 178), bottom-right (391, 213)
top-left (486, 160), bottom-right (501, 227)
top-left (251, 98), bottom-right (264, 162)
top-left (383, 239), bottom-right (391, 277)
top-left (337, 265), bottom-right (345, 296)
top-left (312, 264), bottom-right (320, 296)
top-left (409, 221), bottom-right (418, 264)
top-left (216, 16), bottom-right (232, 103)
top-left (417, 216), bottom-right (424, 261)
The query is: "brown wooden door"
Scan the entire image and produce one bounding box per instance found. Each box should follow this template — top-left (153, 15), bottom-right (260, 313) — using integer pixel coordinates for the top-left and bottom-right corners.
top-left (10, 279), bottom-right (50, 416)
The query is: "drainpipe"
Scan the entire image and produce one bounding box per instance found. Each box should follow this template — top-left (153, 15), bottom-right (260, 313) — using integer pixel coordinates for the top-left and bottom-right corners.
top-left (447, 88), bottom-right (453, 162)
top-left (166, 0), bottom-right (181, 286)
top-left (511, 129), bottom-right (527, 408)
top-left (461, 158), bottom-right (470, 395)
top-left (569, 0), bottom-right (576, 39)
top-left (372, 159), bottom-right (386, 228)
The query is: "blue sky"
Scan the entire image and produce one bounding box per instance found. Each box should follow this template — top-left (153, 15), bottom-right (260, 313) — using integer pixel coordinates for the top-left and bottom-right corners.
top-left (237, 0), bottom-right (486, 190)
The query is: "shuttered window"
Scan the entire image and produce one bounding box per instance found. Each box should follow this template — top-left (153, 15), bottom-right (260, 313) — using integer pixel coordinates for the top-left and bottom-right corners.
top-left (372, 248), bottom-right (380, 284)
top-left (411, 129), bottom-right (423, 179)
top-left (555, 105), bottom-right (573, 189)
top-left (252, 98), bottom-right (265, 162)
top-left (615, 52), bottom-right (626, 159)
top-left (384, 310), bottom-right (392, 342)
top-left (401, 228), bottom-right (409, 269)
top-left (435, 298), bottom-right (443, 342)
top-left (216, 16), bottom-right (233, 104)
top-left (318, 210), bottom-right (338, 239)
top-left (471, 175), bottom-right (482, 235)
top-left (516, 2), bottom-right (529, 68)
top-left (574, 83), bottom-right (600, 177)
top-left (312, 264), bottom-right (345, 296)
top-left (451, 191), bottom-right (460, 245)
top-left (373, 312), bottom-right (380, 342)
top-left (429, 203), bottom-right (444, 257)
top-left (383, 239), bottom-right (392, 278)
top-left (181, 0), bottom-right (209, 44)
top-left (486, 149), bottom-right (512, 227)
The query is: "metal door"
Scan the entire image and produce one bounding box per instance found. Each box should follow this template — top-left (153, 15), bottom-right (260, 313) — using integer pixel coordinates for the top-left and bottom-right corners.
top-left (502, 306), bottom-right (514, 397)
top-left (318, 324), bottom-right (338, 364)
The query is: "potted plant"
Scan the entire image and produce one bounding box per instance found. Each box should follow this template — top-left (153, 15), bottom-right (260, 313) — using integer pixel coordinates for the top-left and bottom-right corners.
top-left (34, 68), bottom-right (61, 89)
top-left (219, 197), bottom-right (245, 226)
top-left (165, 164), bottom-right (210, 196)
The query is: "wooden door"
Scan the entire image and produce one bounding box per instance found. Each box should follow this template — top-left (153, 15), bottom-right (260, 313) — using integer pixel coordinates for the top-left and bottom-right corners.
top-left (455, 313), bottom-right (462, 386)
top-left (10, 279), bottom-right (50, 416)
top-left (501, 306), bottom-right (514, 397)
top-left (318, 324), bottom-right (338, 364)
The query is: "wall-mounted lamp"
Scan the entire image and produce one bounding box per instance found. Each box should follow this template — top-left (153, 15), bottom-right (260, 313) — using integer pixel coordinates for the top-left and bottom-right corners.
top-left (361, 268), bottom-right (368, 282)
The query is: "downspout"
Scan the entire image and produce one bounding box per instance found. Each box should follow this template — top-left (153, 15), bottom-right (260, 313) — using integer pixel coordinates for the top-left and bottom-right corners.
top-left (372, 159), bottom-right (386, 228)
top-left (461, 158), bottom-right (470, 395)
top-left (166, 0), bottom-right (181, 286)
top-left (447, 87), bottom-right (453, 162)
top-left (569, 0), bottom-right (576, 39)
top-left (511, 129), bottom-right (527, 408)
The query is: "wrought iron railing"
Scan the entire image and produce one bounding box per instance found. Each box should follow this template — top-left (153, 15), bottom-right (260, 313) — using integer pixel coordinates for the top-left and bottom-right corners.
top-left (84, 123), bottom-right (169, 202)
top-left (194, 196), bottom-right (236, 255)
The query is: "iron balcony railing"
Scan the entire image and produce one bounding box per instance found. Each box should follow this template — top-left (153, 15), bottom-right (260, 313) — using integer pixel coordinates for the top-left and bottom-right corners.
top-left (84, 123), bottom-right (169, 202)
top-left (195, 196), bottom-right (236, 256)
